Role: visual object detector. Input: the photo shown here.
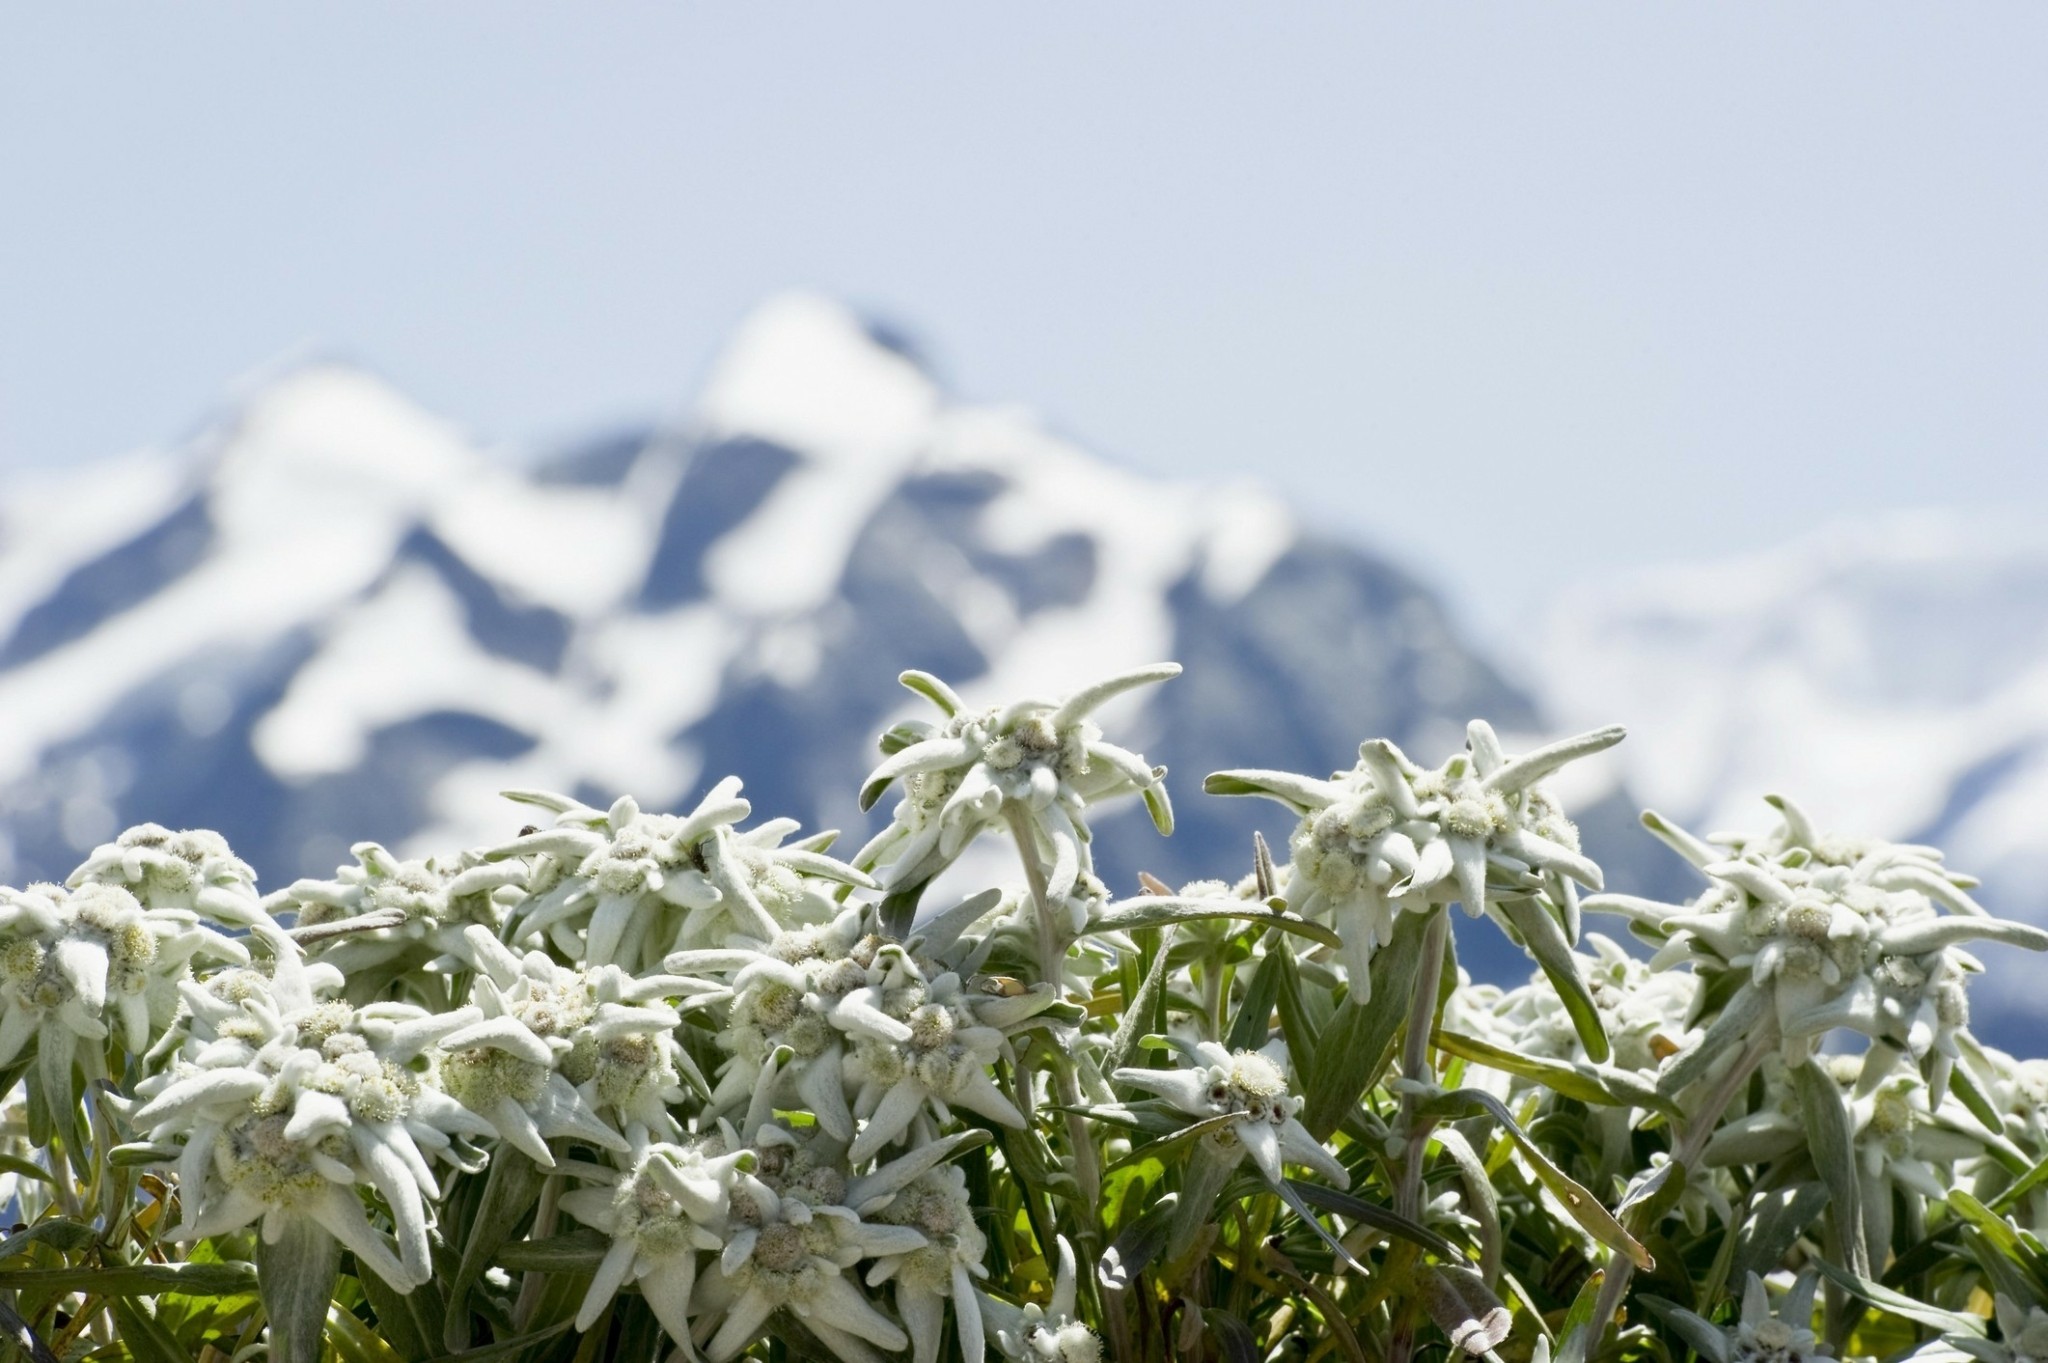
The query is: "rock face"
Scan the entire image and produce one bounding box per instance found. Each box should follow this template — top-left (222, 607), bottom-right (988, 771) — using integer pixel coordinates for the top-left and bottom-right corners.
top-left (1539, 514), bottom-right (2048, 1031)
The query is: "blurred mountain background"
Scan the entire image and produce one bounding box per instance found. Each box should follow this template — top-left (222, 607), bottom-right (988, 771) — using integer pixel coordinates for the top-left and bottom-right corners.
top-left (1, 292), bottom-right (2042, 1040)
top-left (5, 7), bottom-right (2045, 1040)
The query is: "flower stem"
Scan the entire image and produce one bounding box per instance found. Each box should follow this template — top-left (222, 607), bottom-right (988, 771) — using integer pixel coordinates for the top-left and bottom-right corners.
top-left (1578, 1028), bottom-right (1775, 1361)
top-left (1388, 908), bottom-right (1451, 1363)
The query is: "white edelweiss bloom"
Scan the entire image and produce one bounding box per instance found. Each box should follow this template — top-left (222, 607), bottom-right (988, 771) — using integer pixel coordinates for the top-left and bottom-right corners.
top-left (1849, 1067), bottom-right (2009, 1268)
top-left (693, 1161), bottom-right (925, 1363)
top-left (843, 967), bottom-right (1047, 1165)
top-left (1586, 796), bottom-right (2047, 1089)
top-left (271, 842), bottom-right (528, 984)
top-left (0, 879), bottom-right (248, 1113)
top-left (1209, 718), bottom-right (1620, 994)
top-left (1666, 1272), bottom-right (1831, 1363)
top-left (866, 1164), bottom-right (990, 1363)
top-left (980, 1235), bottom-right (1100, 1363)
top-left (489, 779), bottom-right (874, 972)
top-left (853, 665), bottom-right (1180, 899)
top-left (1113, 1040), bottom-right (1348, 1189)
top-left (440, 932), bottom-right (717, 1161)
top-left (559, 1123), bottom-right (752, 1350)
top-left (67, 823), bottom-right (265, 926)
top-left (131, 926), bottom-right (494, 1290)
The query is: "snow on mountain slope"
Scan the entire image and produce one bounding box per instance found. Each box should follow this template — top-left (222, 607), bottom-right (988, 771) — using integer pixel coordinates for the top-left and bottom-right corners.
top-left (1539, 512), bottom-right (2048, 1023)
top-left (0, 292), bottom-right (1643, 997)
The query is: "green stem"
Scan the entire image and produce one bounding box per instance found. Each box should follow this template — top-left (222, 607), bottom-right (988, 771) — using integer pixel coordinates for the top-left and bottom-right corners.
top-left (1003, 801), bottom-right (1127, 1358)
top-left (1387, 908), bottom-right (1451, 1363)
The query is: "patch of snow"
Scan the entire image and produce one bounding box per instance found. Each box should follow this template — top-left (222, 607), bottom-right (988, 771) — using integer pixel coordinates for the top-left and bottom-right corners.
top-left (1197, 485), bottom-right (1296, 604)
top-left (696, 294), bottom-right (939, 616)
top-left (0, 448), bottom-right (191, 644)
top-left (251, 563), bottom-right (557, 779)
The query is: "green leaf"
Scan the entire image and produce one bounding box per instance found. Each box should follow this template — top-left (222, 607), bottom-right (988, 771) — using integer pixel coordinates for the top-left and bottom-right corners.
top-left (493, 1228), bottom-right (612, 1273)
top-left (328, 1303), bottom-right (411, 1363)
top-left (1731, 1183), bottom-right (1830, 1287)
top-left (1810, 1255), bottom-right (1985, 1336)
top-left (0, 1297), bottom-right (57, 1363)
top-left (1637, 1296), bottom-right (1731, 1363)
top-left (0, 1155), bottom-right (51, 1186)
top-left (1087, 896), bottom-right (1340, 948)
top-left (1496, 896), bottom-right (1610, 1064)
top-left (1432, 1087), bottom-right (1652, 1270)
top-left (416, 1320), bottom-right (576, 1363)
top-left (0, 1261), bottom-right (258, 1295)
top-left (1106, 930), bottom-right (1177, 1085)
top-left (110, 1298), bottom-right (187, 1363)
top-left (1284, 1180), bottom-right (1466, 1262)
top-left (1206, 1307), bottom-right (1262, 1363)
top-left (0, 1217), bottom-right (96, 1264)
top-left (1554, 1266), bottom-right (1610, 1363)
top-left (1433, 1029), bottom-right (1682, 1119)
top-left (1301, 908), bottom-right (1428, 1141)
top-left (445, 1146), bottom-right (549, 1351)
top-left (1224, 944), bottom-right (1286, 1053)
top-left (1992, 1155), bottom-right (2048, 1216)
top-left (1791, 1057), bottom-right (1868, 1278)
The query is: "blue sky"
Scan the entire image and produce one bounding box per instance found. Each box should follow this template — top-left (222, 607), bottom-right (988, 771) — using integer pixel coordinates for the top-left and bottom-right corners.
top-left (4, 5), bottom-right (2044, 639)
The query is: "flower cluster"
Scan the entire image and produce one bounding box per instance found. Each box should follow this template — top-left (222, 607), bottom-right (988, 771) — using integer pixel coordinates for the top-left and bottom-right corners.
top-left (4, 659), bottom-right (2048, 1363)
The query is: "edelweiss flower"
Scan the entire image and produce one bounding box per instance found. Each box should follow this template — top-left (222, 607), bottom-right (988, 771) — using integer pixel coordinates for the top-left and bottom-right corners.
top-left (1209, 719), bottom-right (1620, 993)
top-left (979, 1235), bottom-right (1101, 1363)
top-left (68, 823), bottom-right (264, 925)
top-left (1848, 1066), bottom-right (2007, 1267)
top-left (0, 880), bottom-right (247, 1112)
top-left (1113, 1040), bottom-right (1347, 1189)
top-left (560, 1123), bottom-right (753, 1347)
top-left (695, 1162), bottom-right (925, 1362)
top-left (867, 1163), bottom-right (989, 1363)
top-left (1587, 796), bottom-right (2047, 1087)
top-left (1662, 1272), bottom-right (1829, 1363)
top-left (439, 930), bottom-right (717, 1159)
top-left (854, 665), bottom-right (1179, 898)
top-left (493, 779), bottom-right (872, 971)
top-left (271, 843), bottom-right (528, 984)
top-left (132, 927), bottom-right (493, 1288)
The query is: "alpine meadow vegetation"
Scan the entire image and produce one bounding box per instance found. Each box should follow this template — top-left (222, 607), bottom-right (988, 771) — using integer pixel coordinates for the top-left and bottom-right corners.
top-left (2, 661), bottom-right (2048, 1363)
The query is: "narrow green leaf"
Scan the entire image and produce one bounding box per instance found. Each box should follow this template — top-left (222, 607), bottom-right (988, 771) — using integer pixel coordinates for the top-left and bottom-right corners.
top-left (1272, 942), bottom-right (1319, 1069)
top-left (1637, 1296), bottom-right (1731, 1363)
top-left (0, 1155), bottom-right (52, 1186)
top-left (1302, 908), bottom-right (1428, 1141)
top-left (0, 1261), bottom-right (258, 1295)
top-left (1206, 1307), bottom-right (1262, 1363)
top-left (445, 1146), bottom-right (549, 1350)
top-left (494, 1228), bottom-right (611, 1273)
top-left (1284, 1180), bottom-right (1466, 1262)
top-left (1554, 1267), bottom-right (1609, 1363)
top-left (1497, 896), bottom-right (1610, 1063)
top-left (110, 1298), bottom-right (187, 1363)
top-left (1434, 1029), bottom-right (1682, 1119)
top-left (1087, 896), bottom-right (1340, 948)
top-left (1107, 929), bottom-right (1178, 1084)
top-left (1731, 1183), bottom-right (1829, 1287)
top-left (1992, 1156), bottom-right (2048, 1215)
top-left (1224, 946), bottom-right (1286, 1053)
top-left (1810, 1255), bottom-right (1985, 1336)
top-left (1439, 1087), bottom-right (1652, 1270)
top-left (0, 1218), bottom-right (96, 1264)
top-left (898, 669), bottom-right (963, 716)
top-left (417, 1320), bottom-right (576, 1363)
top-left (1791, 1057), bottom-right (1867, 1278)
top-left (327, 1304), bottom-right (410, 1363)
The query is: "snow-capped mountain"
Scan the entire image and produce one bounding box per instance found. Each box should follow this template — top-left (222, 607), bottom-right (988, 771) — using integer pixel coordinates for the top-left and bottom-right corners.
top-left (0, 293), bottom-right (1630, 986)
top-left (1539, 514), bottom-right (2048, 1025)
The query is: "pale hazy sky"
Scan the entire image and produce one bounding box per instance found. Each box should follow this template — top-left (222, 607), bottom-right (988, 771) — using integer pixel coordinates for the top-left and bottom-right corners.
top-left (4, 5), bottom-right (2044, 641)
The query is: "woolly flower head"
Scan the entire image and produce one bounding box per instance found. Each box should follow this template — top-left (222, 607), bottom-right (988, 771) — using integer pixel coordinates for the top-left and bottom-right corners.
top-left (0, 878), bottom-right (247, 1115)
top-left (272, 843), bottom-right (529, 982)
top-left (1114, 1039), bottom-right (1347, 1189)
top-left (1588, 795), bottom-right (2047, 1088)
top-left (131, 929), bottom-right (494, 1289)
top-left (1209, 719), bottom-right (1620, 993)
top-left (855, 665), bottom-right (1179, 901)
top-left (490, 778), bottom-right (872, 971)
top-left (1452, 934), bottom-right (1697, 1077)
top-left (68, 823), bottom-right (264, 925)
top-left (984, 1236), bottom-right (1100, 1363)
